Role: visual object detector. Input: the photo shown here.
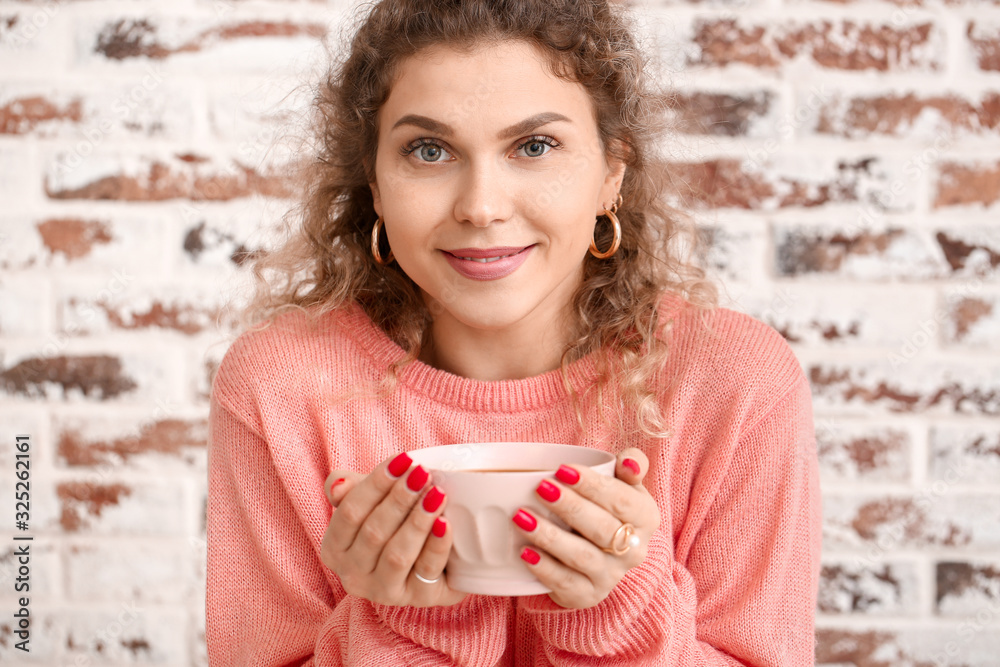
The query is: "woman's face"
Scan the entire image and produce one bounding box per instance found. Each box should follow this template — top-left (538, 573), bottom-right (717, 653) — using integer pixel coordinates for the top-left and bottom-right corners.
top-left (370, 40), bottom-right (625, 337)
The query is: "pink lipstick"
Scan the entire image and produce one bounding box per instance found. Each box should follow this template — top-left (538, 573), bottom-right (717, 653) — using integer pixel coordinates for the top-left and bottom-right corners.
top-left (442, 245), bottom-right (534, 281)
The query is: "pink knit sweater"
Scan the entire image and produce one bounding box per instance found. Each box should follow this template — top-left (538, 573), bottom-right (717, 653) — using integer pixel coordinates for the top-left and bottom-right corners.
top-left (206, 293), bottom-right (821, 666)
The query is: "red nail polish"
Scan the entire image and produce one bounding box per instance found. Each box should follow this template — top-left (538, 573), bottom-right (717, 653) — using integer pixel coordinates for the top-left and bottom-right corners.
top-left (622, 458), bottom-right (640, 475)
top-left (555, 465), bottom-right (580, 485)
top-left (521, 547), bottom-right (540, 565)
top-left (432, 517), bottom-right (447, 538)
top-left (387, 452), bottom-right (412, 478)
top-left (422, 486), bottom-right (445, 512)
top-left (512, 509), bottom-right (537, 532)
top-left (331, 478), bottom-right (346, 488)
top-left (406, 465), bottom-right (429, 492)
top-left (536, 479), bottom-right (561, 503)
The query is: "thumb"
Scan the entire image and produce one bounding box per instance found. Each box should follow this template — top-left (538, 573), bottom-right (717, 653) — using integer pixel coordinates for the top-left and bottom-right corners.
top-left (324, 470), bottom-right (362, 506)
top-left (616, 448), bottom-right (648, 486)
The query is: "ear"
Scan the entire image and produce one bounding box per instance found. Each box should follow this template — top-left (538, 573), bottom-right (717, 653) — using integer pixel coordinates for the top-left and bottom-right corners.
top-left (369, 181), bottom-right (382, 217)
top-left (600, 153), bottom-right (627, 212)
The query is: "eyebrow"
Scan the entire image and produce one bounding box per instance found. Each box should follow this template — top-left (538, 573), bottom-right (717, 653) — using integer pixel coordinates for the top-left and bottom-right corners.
top-left (390, 111), bottom-right (573, 141)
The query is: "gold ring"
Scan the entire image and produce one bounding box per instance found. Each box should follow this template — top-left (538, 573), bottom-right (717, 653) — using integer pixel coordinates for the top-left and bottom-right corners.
top-left (601, 522), bottom-right (637, 556)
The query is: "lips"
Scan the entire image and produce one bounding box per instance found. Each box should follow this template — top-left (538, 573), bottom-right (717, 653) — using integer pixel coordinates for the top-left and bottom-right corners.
top-left (442, 245), bottom-right (534, 281)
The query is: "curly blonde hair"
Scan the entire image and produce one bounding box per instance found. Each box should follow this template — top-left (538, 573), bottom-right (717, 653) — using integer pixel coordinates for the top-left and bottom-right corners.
top-left (240, 0), bottom-right (717, 439)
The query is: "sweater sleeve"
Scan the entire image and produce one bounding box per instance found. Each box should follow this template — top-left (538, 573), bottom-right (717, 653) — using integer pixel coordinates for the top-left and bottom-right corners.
top-left (206, 354), bottom-right (513, 666)
top-left (518, 373), bottom-right (821, 666)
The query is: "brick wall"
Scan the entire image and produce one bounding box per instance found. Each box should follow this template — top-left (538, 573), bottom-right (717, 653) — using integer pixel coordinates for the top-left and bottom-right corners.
top-left (1, 0), bottom-right (998, 665)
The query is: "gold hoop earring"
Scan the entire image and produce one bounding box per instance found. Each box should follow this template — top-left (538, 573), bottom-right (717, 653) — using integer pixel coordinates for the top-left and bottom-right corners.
top-left (589, 194), bottom-right (622, 259)
top-left (371, 216), bottom-right (394, 265)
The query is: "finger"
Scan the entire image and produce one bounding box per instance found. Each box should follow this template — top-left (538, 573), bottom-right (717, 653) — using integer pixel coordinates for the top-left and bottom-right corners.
top-left (533, 478), bottom-right (620, 551)
top-left (327, 452), bottom-right (415, 551)
top-left (554, 463), bottom-right (644, 524)
top-left (616, 448), bottom-right (649, 486)
top-left (518, 545), bottom-right (595, 609)
top-left (350, 464), bottom-right (431, 568)
top-left (409, 511), bottom-right (452, 586)
top-left (325, 471), bottom-right (362, 506)
top-left (512, 507), bottom-right (610, 580)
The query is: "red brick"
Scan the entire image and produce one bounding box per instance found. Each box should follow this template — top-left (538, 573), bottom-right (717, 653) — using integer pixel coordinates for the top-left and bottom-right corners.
top-left (774, 226), bottom-right (944, 280)
top-left (2, 216), bottom-right (169, 271)
top-left (819, 560), bottom-right (919, 614)
top-left (61, 291), bottom-right (225, 336)
top-left (817, 627), bottom-right (1000, 667)
top-left (809, 363), bottom-right (1000, 415)
top-left (816, 92), bottom-right (1000, 138)
top-left (691, 19), bottom-right (942, 71)
top-left (968, 21), bottom-right (1000, 71)
top-left (931, 427), bottom-right (1000, 484)
top-left (44, 152), bottom-right (298, 201)
top-left (52, 480), bottom-right (188, 535)
top-left (824, 493), bottom-right (1000, 551)
top-left (816, 422), bottom-right (911, 482)
top-left (945, 296), bottom-right (999, 346)
top-left (667, 90), bottom-right (774, 136)
top-left (0, 95), bottom-right (82, 134)
top-left (92, 17), bottom-right (326, 60)
top-left (56, 481), bottom-right (132, 532)
top-left (181, 219), bottom-right (265, 267)
top-left (935, 161), bottom-right (1000, 208)
top-left (36, 218), bottom-right (112, 260)
top-left (934, 229), bottom-right (1000, 276)
top-left (0, 354), bottom-right (138, 400)
top-left (668, 157), bottom-right (901, 210)
top-left (56, 417), bottom-right (207, 469)
top-left (937, 561), bottom-right (1000, 615)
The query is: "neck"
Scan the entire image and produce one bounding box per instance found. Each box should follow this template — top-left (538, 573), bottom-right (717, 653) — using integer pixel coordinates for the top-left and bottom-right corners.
top-left (418, 308), bottom-right (581, 382)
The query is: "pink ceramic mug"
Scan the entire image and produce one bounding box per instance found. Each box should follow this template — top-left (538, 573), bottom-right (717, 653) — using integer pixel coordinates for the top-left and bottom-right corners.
top-left (408, 442), bottom-right (616, 595)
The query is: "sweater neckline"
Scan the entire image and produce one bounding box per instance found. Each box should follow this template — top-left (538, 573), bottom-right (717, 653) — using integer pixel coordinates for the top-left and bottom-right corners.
top-left (335, 301), bottom-right (604, 412)
top-left (333, 292), bottom-right (687, 413)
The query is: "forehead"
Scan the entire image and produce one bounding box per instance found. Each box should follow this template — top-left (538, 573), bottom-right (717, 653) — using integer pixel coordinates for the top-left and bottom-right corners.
top-left (379, 40), bottom-right (598, 133)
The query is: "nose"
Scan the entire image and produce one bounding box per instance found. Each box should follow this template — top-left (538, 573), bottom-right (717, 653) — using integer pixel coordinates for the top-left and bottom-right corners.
top-left (452, 159), bottom-right (512, 228)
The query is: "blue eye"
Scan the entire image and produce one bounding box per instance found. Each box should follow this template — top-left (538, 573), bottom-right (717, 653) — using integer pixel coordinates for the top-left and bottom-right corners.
top-left (399, 135), bottom-right (561, 163)
top-left (516, 136), bottom-right (560, 157)
top-left (404, 141), bottom-right (451, 162)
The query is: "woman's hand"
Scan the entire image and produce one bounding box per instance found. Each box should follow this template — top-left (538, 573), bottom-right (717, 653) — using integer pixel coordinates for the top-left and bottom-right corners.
top-left (512, 447), bottom-right (660, 609)
top-left (321, 452), bottom-right (468, 607)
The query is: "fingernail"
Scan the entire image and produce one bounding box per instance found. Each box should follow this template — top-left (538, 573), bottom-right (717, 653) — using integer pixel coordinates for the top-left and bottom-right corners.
top-left (331, 478), bottom-right (346, 489)
top-left (406, 465), bottom-right (429, 492)
top-left (387, 452), bottom-right (412, 478)
top-left (512, 509), bottom-right (537, 532)
top-left (536, 479), bottom-right (561, 503)
top-left (432, 517), bottom-right (447, 538)
top-left (622, 458), bottom-right (640, 475)
top-left (521, 547), bottom-right (540, 565)
top-left (555, 465), bottom-right (580, 485)
top-left (422, 486), bottom-right (445, 512)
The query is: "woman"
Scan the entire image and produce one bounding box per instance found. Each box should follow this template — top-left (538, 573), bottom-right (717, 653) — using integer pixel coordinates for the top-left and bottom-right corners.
top-left (206, 1), bottom-right (821, 665)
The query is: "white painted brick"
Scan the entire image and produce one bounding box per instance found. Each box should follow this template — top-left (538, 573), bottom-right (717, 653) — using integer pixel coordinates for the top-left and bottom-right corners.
top-left (37, 478), bottom-right (190, 536)
top-left (56, 278), bottom-right (231, 338)
top-left (56, 603), bottom-right (189, 665)
top-left (823, 493), bottom-right (1000, 552)
top-left (0, 607), bottom-right (62, 663)
top-left (0, 272), bottom-right (51, 338)
top-left (52, 412), bottom-right (207, 473)
top-left (930, 426), bottom-right (1000, 484)
top-left (0, 539), bottom-right (61, 603)
top-left (0, 215), bottom-right (171, 274)
top-left (65, 541), bottom-right (196, 604)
